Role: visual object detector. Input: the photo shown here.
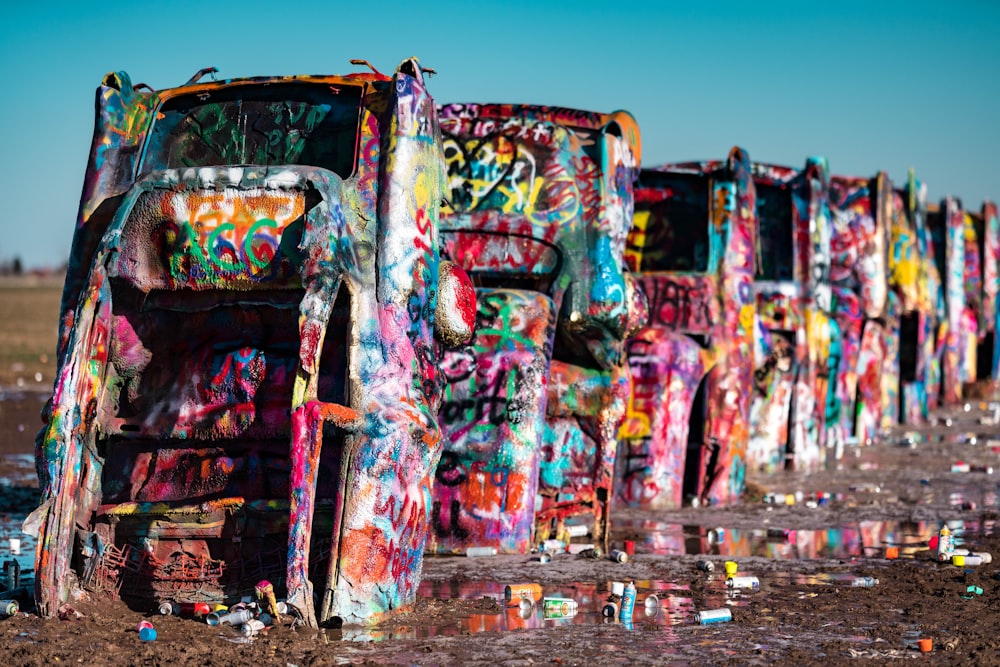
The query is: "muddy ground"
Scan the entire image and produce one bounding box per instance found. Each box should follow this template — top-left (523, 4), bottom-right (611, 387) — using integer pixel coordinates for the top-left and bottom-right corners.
top-left (3, 404), bottom-right (999, 665)
top-left (2, 286), bottom-right (1000, 664)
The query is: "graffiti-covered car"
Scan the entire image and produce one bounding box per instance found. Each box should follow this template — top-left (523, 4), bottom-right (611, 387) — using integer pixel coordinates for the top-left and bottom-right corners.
top-left (828, 173), bottom-right (892, 447)
top-left (892, 173), bottom-right (944, 423)
top-left (29, 59), bottom-right (474, 627)
top-left (928, 197), bottom-right (981, 404)
top-left (748, 160), bottom-right (833, 471)
top-left (616, 148), bottom-right (757, 509)
top-left (428, 103), bottom-right (643, 553)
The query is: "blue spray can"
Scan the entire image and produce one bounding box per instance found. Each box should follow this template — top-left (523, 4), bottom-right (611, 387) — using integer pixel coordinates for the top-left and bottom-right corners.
top-left (619, 580), bottom-right (636, 620)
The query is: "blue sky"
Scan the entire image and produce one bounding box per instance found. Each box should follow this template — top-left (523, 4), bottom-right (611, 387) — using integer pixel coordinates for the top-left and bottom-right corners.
top-left (1, 0), bottom-right (998, 268)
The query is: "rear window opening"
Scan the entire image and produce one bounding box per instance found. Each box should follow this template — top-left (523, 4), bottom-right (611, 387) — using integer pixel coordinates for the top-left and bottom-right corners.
top-left (141, 82), bottom-right (363, 177)
top-left (633, 172), bottom-right (710, 273)
top-left (756, 183), bottom-right (794, 281)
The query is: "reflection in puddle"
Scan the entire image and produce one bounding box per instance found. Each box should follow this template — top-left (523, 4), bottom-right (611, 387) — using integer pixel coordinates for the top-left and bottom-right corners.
top-left (617, 519), bottom-right (995, 560)
top-left (400, 579), bottom-right (753, 640)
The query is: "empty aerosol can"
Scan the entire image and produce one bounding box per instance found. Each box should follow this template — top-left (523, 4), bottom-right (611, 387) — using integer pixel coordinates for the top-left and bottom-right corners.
top-left (726, 576), bottom-right (759, 590)
top-left (542, 597), bottom-right (577, 619)
top-left (241, 618), bottom-right (267, 637)
top-left (608, 549), bottom-right (628, 563)
top-left (601, 600), bottom-right (619, 617)
top-left (207, 607), bottom-right (256, 627)
top-left (850, 577), bottom-right (879, 587)
top-left (696, 559), bottom-right (714, 572)
top-left (937, 525), bottom-right (953, 562)
top-left (504, 583), bottom-right (543, 603)
top-left (619, 581), bottom-right (636, 620)
top-left (695, 608), bottom-right (731, 624)
top-left (0, 599), bottom-right (18, 617)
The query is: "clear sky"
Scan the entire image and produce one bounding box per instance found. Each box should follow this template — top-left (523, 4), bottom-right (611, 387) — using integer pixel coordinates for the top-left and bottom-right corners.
top-left (1, 0), bottom-right (998, 268)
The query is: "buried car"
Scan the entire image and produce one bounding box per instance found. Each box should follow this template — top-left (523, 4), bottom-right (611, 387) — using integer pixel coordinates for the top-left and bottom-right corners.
top-left (427, 103), bottom-right (644, 553)
top-left (616, 147), bottom-right (758, 509)
top-left (29, 59), bottom-right (474, 627)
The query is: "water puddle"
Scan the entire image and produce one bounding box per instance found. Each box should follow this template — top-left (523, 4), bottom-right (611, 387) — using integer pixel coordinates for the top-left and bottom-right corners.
top-left (616, 519), bottom-right (994, 559)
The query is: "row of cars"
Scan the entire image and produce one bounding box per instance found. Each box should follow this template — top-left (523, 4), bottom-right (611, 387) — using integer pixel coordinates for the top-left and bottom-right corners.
top-left (28, 58), bottom-right (998, 627)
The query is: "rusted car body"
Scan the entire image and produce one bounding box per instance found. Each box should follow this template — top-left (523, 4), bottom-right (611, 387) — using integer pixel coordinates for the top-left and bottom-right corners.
top-left (427, 103), bottom-right (643, 553)
top-left (30, 59), bottom-right (475, 627)
top-left (748, 160), bottom-right (832, 472)
top-left (827, 174), bottom-right (891, 447)
top-left (616, 148), bottom-right (757, 509)
top-left (928, 197), bottom-right (981, 404)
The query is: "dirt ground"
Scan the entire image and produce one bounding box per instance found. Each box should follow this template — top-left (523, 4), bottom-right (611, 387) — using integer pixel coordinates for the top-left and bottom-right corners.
top-left (3, 284), bottom-right (1000, 665)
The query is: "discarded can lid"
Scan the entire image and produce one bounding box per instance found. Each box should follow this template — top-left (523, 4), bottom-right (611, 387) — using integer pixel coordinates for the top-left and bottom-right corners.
top-left (723, 561), bottom-right (738, 576)
top-left (466, 546), bottom-right (498, 557)
top-left (726, 576), bottom-right (759, 590)
top-left (696, 559), bottom-right (715, 572)
top-left (885, 546), bottom-right (899, 560)
top-left (623, 540), bottom-right (635, 556)
top-left (0, 600), bottom-right (18, 617)
top-left (504, 583), bottom-right (542, 602)
top-left (610, 581), bottom-right (625, 597)
top-left (917, 637), bottom-right (933, 653)
top-left (695, 608), bottom-right (731, 624)
top-left (952, 554), bottom-right (966, 566)
top-left (608, 549), bottom-right (628, 563)
top-left (138, 626), bottom-right (157, 642)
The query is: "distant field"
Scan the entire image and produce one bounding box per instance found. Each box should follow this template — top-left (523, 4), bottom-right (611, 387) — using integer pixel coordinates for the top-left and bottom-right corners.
top-left (0, 280), bottom-right (62, 389)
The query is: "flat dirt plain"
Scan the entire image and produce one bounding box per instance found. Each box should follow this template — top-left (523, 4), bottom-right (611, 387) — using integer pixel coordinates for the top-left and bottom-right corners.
top-left (2, 282), bottom-right (1000, 665)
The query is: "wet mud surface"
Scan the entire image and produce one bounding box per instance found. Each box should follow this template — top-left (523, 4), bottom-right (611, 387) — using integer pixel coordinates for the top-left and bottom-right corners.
top-left (4, 403), bottom-right (1000, 664)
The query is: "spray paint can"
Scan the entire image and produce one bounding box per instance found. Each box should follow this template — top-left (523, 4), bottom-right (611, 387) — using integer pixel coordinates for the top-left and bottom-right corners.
top-left (619, 581), bottom-right (636, 620)
top-left (695, 608), bottom-right (731, 624)
top-left (577, 547), bottom-right (603, 559)
top-left (937, 525), bottom-right (953, 562)
top-left (158, 601), bottom-right (211, 617)
top-left (255, 580), bottom-right (281, 621)
top-left (601, 600), bottom-right (619, 617)
top-left (2, 559), bottom-right (20, 590)
top-left (137, 620), bottom-right (156, 641)
top-left (540, 539), bottom-right (566, 554)
top-left (542, 598), bottom-right (577, 618)
top-left (504, 583), bottom-right (542, 603)
top-left (696, 559), bottom-right (715, 572)
top-left (726, 576), bottom-right (760, 590)
top-left (240, 618), bottom-right (267, 637)
top-left (538, 552), bottom-right (553, 564)
top-left (0, 599), bottom-right (18, 617)
top-left (206, 607), bottom-right (256, 627)
top-left (850, 577), bottom-right (879, 587)
top-left (466, 546), bottom-right (498, 557)
top-left (608, 550), bottom-right (628, 563)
